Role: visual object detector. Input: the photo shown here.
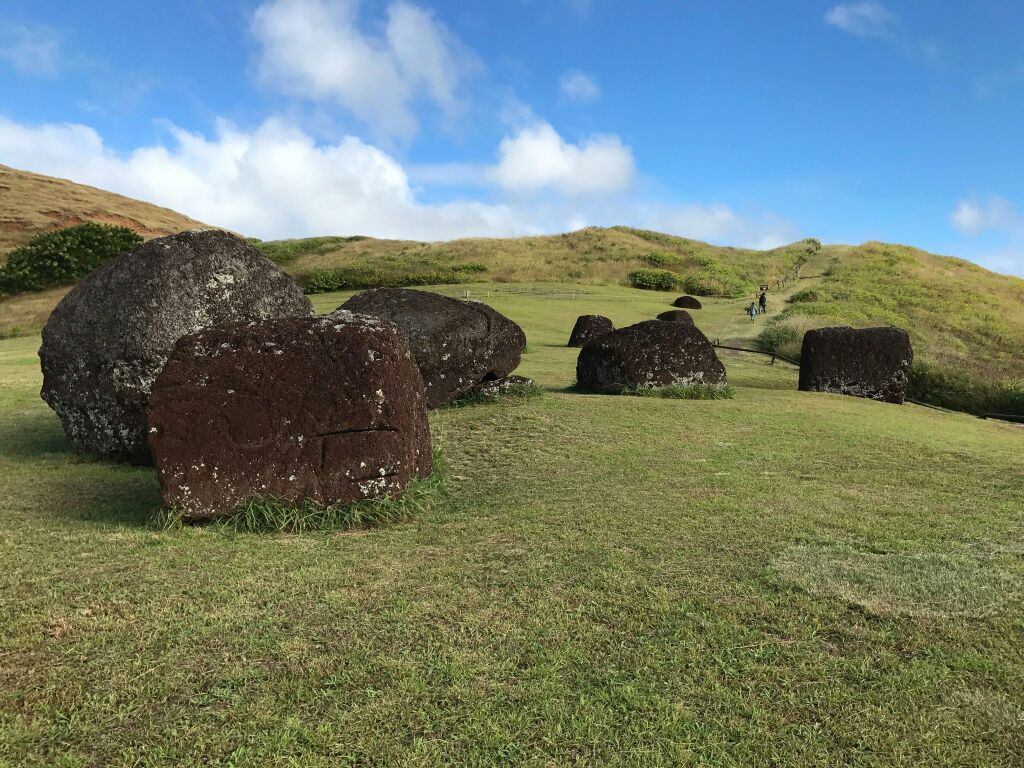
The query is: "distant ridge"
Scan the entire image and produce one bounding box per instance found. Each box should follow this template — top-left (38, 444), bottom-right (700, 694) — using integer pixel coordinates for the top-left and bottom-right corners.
top-left (0, 164), bottom-right (212, 257)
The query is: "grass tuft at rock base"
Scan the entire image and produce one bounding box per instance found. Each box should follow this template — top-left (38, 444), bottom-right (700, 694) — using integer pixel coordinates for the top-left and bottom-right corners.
top-left (154, 450), bottom-right (448, 533)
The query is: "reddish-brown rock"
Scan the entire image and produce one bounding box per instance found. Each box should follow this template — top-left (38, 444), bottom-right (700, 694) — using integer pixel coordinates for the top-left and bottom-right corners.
top-left (656, 309), bottom-right (695, 324)
top-left (568, 315), bottom-right (614, 347)
top-left (147, 311), bottom-right (431, 519)
top-left (576, 320), bottom-right (726, 392)
top-left (798, 326), bottom-right (913, 404)
top-left (340, 288), bottom-right (526, 408)
top-left (672, 295), bottom-right (702, 309)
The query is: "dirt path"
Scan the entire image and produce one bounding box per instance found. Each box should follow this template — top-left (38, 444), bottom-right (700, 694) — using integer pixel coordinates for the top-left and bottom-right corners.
top-left (706, 250), bottom-right (835, 347)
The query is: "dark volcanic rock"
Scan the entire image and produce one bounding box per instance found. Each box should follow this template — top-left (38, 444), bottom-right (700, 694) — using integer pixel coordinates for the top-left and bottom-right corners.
top-left (673, 295), bottom-right (702, 309)
top-left (40, 230), bottom-right (312, 463)
top-left (798, 326), bottom-right (913, 404)
top-left (568, 315), bottom-right (614, 347)
top-left (576, 320), bottom-right (726, 392)
top-left (656, 309), bottom-right (695, 324)
top-left (340, 288), bottom-right (526, 408)
top-left (148, 311), bottom-right (432, 520)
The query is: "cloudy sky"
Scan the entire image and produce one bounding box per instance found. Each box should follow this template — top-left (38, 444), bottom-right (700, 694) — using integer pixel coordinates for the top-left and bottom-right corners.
top-left (1, 1), bottom-right (1022, 275)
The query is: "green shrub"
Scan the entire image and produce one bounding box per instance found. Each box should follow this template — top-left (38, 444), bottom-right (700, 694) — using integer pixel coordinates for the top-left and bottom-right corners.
top-left (254, 236), bottom-right (370, 265)
top-left (628, 269), bottom-right (683, 291)
top-left (678, 256), bottom-right (753, 298)
top-left (643, 251), bottom-right (681, 266)
top-left (757, 323), bottom-right (804, 362)
top-left (788, 289), bottom-right (821, 303)
top-left (299, 262), bottom-right (481, 294)
top-left (452, 262), bottom-right (488, 274)
top-left (0, 223), bottom-right (143, 295)
top-left (907, 362), bottom-right (1024, 417)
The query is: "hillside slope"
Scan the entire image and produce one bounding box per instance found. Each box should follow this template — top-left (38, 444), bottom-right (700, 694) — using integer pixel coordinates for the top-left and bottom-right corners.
top-left (259, 226), bottom-right (815, 291)
top-left (0, 164), bottom-right (210, 258)
top-left (759, 242), bottom-right (1024, 385)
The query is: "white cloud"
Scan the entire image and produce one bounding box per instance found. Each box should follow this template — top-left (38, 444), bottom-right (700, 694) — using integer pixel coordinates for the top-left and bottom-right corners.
top-left (251, 0), bottom-right (475, 141)
top-left (414, 121), bottom-right (635, 196)
top-left (950, 196), bottom-right (1023, 236)
top-left (640, 203), bottom-right (800, 250)
top-left (824, 2), bottom-right (895, 38)
top-left (0, 115), bottom-right (795, 251)
top-left (491, 122), bottom-right (635, 195)
top-left (0, 116), bottom-right (525, 241)
top-left (560, 70), bottom-right (600, 102)
top-left (0, 23), bottom-right (60, 76)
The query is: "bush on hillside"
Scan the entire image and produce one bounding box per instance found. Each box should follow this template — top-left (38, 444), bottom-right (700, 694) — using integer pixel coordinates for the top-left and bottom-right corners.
top-left (0, 223), bottom-right (143, 295)
top-left (254, 235), bottom-right (371, 265)
top-left (678, 255), bottom-right (753, 298)
top-left (643, 251), bottom-right (681, 266)
top-left (300, 261), bottom-right (488, 294)
top-left (757, 324), bottom-right (804, 362)
top-left (788, 288), bottom-right (821, 303)
top-left (628, 269), bottom-right (683, 291)
top-left (907, 362), bottom-right (1024, 417)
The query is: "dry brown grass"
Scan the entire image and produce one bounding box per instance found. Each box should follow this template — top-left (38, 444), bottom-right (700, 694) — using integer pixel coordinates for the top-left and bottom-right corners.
top-left (0, 164), bottom-right (209, 258)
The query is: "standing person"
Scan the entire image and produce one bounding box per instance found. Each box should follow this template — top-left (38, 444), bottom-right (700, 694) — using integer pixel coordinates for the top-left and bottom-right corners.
top-left (747, 302), bottom-right (757, 323)
top-left (759, 291), bottom-right (767, 314)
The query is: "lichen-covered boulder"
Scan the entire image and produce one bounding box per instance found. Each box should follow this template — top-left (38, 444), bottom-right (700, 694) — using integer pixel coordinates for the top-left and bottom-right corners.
top-left (40, 230), bottom-right (312, 463)
top-left (148, 311), bottom-right (432, 520)
top-left (568, 315), bottom-right (614, 347)
top-left (673, 295), bottom-right (702, 309)
top-left (340, 288), bottom-right (526, 408)
top-left (798, 326), bottom-right (913, 404)
top-left (657, 309), bottom-right (695, 324)
top-left (576, 320), bottom-right (726, 392)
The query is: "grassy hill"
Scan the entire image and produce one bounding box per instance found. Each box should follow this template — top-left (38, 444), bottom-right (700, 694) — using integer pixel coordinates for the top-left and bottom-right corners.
top-left (2, 285), bottom-right (1022, 765)
top-left (254, 226), bottom-right (815, 294)
top-left (0, 164), bottom-right (210, 259)
top-left (0, 181), bottom-right (1020, 406)
top-left (252, 228), bottom-right (1024, 398)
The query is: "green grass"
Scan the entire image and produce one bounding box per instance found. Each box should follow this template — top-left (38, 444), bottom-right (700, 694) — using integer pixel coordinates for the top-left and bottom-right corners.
top-left (156, 451), bottom-right (448, 534)
top-left (444, 381), bottom-right (545, 409)
top-left (2, 283), bottom-right (1024, 766)
top-left (620, 383), bottom-right (736, 400)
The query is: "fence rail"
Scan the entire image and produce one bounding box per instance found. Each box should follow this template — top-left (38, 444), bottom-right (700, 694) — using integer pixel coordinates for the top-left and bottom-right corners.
top-left (712, 342), bottom-right (799, 367)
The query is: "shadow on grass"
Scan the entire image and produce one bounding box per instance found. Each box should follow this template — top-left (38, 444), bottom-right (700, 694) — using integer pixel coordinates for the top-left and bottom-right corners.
top-left (2, 412), bottom-right (161, 528)
top-left (0, 410), bottom-right (71, 458)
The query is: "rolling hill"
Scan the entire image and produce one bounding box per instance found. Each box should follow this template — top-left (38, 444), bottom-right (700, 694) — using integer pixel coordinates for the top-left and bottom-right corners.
top-left (0, 170), bottom-right (1021, 408)
top-left (0, 164), bottom-right (210, 258)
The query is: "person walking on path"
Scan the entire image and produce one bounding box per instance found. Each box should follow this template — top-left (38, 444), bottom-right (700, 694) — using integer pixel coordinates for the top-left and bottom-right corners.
top-left (747, 302), bottom-right (757, 323)
top-left (758, 291), bottom-right (767, 314)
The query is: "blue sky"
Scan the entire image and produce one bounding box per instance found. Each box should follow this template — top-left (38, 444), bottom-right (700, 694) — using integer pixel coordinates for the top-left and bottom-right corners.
top-left (1, 1), bottom-right (1022, 275)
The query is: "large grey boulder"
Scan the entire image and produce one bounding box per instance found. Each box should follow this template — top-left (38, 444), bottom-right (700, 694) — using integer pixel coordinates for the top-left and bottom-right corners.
top-left (576, 320), bottom-right (726, 392)
top-left (798, 326), bottom-right (913, 404)
top-left (340, 288), bottom-right (526, 408)
top-left (40, 230), bottom-right (312, 463)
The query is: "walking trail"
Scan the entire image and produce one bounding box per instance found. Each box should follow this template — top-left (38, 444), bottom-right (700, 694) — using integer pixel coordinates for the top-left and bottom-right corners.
top-left (706, 249), bottom-right (836, 348)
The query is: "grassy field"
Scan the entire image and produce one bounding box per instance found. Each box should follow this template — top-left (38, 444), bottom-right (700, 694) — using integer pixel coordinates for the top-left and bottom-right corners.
top-left (2, 284), bottom-right (1022, 766)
